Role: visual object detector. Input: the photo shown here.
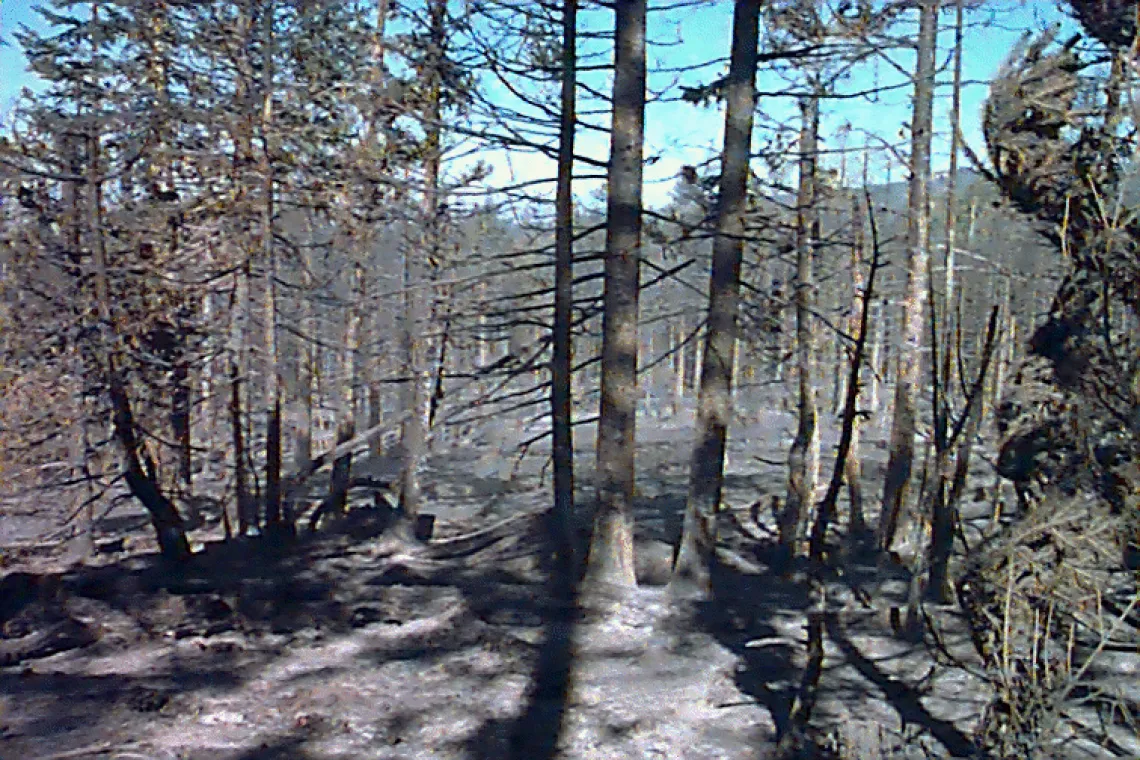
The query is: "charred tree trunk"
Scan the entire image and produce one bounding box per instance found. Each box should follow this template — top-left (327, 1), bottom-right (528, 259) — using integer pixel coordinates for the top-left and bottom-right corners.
top-left (878, 0), bottom-right (937, 553)
top-left (779, 92), bottom-right (821, 560)
top-left (231, 360), bottom-right (250, 538)
top-left (86, 131), bottom-right (190, 562)
top-left (171, 357), bottom-right (193, 495)
top-left (397, 0), bottom-right (446, 534)
top-left (670, 0), bottom-right (760, 600)
top-left (928, 307), bottom-right (999, 603)
top-left (108, 370), bottom-right (191, 562)
top-left (585, 0), bottom-right (647, 591)
top-left (845, 188), bottom-right (868, 537)
top-left (550, 0), bottom-right (579, 578)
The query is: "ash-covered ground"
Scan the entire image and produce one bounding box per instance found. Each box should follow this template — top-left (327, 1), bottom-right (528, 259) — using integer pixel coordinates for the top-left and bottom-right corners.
top-left (1, 402), bottom-right (1001, 759)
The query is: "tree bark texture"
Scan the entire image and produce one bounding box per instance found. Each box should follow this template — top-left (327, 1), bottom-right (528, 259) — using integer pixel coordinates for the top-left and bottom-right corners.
top-left (551, 0), bottom-right (579, 577)
top-left (780, 93), bottom-right (821, 559)
top-left (878, 0), bottom-right (937, 552)
top-left (87, 132), bottom-right (190, 562)
top-left (586, 0), bottom-right (647, 590)
top-left (398, 0), bottom-right (446, 528)
top-left (670, 0), bottom-right (760, 599)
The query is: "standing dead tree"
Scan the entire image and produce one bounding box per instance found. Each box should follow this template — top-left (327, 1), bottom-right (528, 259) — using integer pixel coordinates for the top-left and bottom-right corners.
top-left (584, 0), bottom-right (647, 593)
top-left (669, 0), bottom-right (762, 602)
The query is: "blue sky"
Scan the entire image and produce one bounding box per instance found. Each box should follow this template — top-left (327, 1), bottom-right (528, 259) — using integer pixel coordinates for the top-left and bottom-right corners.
top-left (482, 1), bottom-right (1070, 207)
top-left (1, 1), bottom-right (1070, 208)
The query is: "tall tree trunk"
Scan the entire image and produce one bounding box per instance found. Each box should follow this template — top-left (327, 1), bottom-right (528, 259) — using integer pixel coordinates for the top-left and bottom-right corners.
top-left (670, 0), bottom-right (760, 600)
top-left (845, 189), bottom-right (868, 537)
top-left (990, 275), bottom-right (1015, 410)
top-left (328, 261), bottom-right (364, 520)
top-left (779, 92), bottom-right (821, 560)
top-left (261, 0), bottom-right (285, 532)
top-left (585, 0), bottom-right (647, 591)
top-left (878, 0), bottom-right (938, 553)
top-left (923, 0), bottom-right (967, 600)
top-left (428, 304), bottom-right (451, 432)
top-left (398, 0), bottom-right (445, 530)
top-left (234, 261), bottom-right (256, 535)
top-left (231, 358), bottom-right (249, 538)
top-left (941, 0), bottom-right (964, 396)
top-left (551, 0), bottom-right (578, 578)
top-left (295, 215), bottom-right (317, 472)
top-left (671, 319), bottom-right (686, 413)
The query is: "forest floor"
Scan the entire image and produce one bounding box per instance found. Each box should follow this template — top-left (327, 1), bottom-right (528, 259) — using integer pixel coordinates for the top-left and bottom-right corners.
top-left (0, 406), bottom-right (1000, 759)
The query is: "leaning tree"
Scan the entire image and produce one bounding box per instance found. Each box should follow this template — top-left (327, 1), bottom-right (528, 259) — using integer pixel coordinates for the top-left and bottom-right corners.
top-left (960, 7), bottom-right (1140, 755)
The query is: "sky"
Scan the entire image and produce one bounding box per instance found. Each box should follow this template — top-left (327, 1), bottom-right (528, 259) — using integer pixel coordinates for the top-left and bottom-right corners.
top-left (0, 1), bottom-right (1071, 209)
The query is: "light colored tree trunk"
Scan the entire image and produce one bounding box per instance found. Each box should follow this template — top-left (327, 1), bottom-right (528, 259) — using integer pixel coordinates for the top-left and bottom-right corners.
top-left (779, 92), bottom-right (821, 558)
top-left (585, 0), bottom-right (647, 591)
top-left (671, 320), bottom-right (686, 414)
top-left (398, 0), bottom-right (446, 529)
top-left (878, 0), bottom-right (938, 553)
top-left (941, 0), bottom-right (964, 405)
top-left (260, 0), bottom-right (285, 531)
top-left (990, 274), bottom-right (1014, 410)
top-left (670, 0), bottom-right (760, 600)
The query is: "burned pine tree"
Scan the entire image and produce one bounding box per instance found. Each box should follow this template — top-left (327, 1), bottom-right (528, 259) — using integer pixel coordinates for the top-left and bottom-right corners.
top-left (961, 14), bottom-right (1140, 756)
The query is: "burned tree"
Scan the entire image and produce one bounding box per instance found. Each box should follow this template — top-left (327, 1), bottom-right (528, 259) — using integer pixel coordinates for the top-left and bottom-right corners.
top-left (962, 15), bottom-right (1140, 756)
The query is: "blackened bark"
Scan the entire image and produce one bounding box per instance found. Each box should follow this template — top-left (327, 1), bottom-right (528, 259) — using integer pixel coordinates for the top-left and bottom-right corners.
top-left (231, 362), bottom-right (250, 537)
top-left (551, 0), bottom-right (579, 578)
top-left (879, 0), bottom-right (938, 553)
top-left (171, 357), bottom-right (193, 493)
top-left (109, 362), bottom-right (191, 562)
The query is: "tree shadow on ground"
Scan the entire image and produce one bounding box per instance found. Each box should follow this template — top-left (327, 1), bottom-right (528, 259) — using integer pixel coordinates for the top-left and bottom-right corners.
top-left (704, 557), bottom-right (808, 751)
top-left (0, 515), bottom-right (463, 757)
top-left (457, 507), bottom-right (584, 760)
top-left (0, 645), bottom-right (251, 757)
top-left (822, 612), bottom-right (978, 758)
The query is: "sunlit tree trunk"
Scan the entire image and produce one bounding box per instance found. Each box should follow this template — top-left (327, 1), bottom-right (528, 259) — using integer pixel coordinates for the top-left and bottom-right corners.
top-left (779, 92), bottom-right (821, 559)
top-left (260, 0), bottom-right (285, 532)
top-left (878, 0), bottom-right (938, 553)
top-left (671, 319), bottom-right (686, 414)
top-left (328, 260), bottom-right (364, 519)
top-left (670, 0), bottom-right (760, 599)
top-left (585, 0), bottom-right (647, 591)
top-left (294, 219), bottom-right (316, 472)
top-left (941, 0), bottom-right (965, 392)
top-left (398, 0), bottom-right (446, 530)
